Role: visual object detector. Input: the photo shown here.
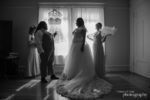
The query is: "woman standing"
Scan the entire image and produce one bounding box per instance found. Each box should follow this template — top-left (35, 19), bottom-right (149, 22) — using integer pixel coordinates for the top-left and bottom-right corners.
top-left (27, 25), bottom-right (40, 77)
top-left (56, 18), bottom-right (112, 99)
top-left (88, 23), bottom-right (110, 78)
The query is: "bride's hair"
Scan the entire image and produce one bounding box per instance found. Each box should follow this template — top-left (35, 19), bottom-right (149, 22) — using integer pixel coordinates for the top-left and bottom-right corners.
top-left (35, 21), bottom-right (47, 33)
top-left (76, 17), bottom-right (84, 27)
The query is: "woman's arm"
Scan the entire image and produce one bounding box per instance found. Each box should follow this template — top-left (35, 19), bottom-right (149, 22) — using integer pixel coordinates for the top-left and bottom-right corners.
top-left (35, 30), bottom-right (44, 54)
top-left (72, 29), bottom-right (76, 35)
top-left (28, 35), bottom-right (35, 46)
top-left (101, 34), bottom-right (112, 42)
top-left (101, 36), bottom-right (107, 42)
top-left (87, 33), bottom-right (95, 41)
top-left (81, 30), bottom-right (86, 52)
top-left (53, 31), bottom-right (57, 38)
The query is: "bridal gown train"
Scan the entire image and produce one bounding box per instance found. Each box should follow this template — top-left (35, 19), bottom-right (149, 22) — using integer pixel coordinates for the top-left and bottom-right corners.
top-left (56, 27), bottom-right (112, 99)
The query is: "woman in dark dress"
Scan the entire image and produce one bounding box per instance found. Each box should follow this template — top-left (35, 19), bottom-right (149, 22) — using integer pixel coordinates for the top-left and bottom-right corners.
top-left (88, 23), bottom-right (110, 78)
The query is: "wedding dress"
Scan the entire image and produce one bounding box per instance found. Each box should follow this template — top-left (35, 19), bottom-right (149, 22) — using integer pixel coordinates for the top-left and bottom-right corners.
top-left (55, 27), bottom-right (112, 99)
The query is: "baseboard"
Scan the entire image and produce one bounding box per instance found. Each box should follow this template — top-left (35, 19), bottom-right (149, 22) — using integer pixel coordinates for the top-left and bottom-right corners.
top-left (54, 64), bottom-right (130, 73)
top-left (105, 65), bottom-right (130, 72)
top-left (19, 64), bottom-right (130, 76)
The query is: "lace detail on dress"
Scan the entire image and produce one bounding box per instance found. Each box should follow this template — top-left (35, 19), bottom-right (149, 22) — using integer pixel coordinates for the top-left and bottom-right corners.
top-left (56, 76), bottom-right (112, 99)
top-left (72, 27), bottom-right (86, 43)
top-left (60, 73), bottom-right (72, 80)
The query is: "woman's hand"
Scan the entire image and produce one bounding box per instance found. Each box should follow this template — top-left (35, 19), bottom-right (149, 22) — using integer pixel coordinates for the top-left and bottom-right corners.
top-left (101, 36), bottom-right (107, 42)
top-left (87, 34), bottom-right (94, 41)
top-left (81, 45), bottom-right (84, 52)
top-left (106, 34), bottom-right (112, 37)
top-left (54, 31), bottom-right (58, 37)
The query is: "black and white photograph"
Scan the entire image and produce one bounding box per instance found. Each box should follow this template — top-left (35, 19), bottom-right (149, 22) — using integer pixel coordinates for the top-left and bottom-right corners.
top-left (0, 0), bottom-right (150, 100)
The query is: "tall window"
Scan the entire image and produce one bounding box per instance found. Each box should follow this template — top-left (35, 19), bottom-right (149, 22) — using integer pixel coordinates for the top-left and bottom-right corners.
top-left (39, 4), bottom-right (104, 65)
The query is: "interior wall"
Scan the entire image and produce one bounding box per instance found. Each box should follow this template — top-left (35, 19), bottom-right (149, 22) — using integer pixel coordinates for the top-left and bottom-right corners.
top-left (130, 0), bottom-right (150, 79)
top-left (105, 2), bottom-right (130, 72)
top-left (0, 0), bottom-right (130, 73)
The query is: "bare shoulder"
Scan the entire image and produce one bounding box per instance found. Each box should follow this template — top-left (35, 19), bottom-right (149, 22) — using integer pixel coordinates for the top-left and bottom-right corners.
top-left (35, 30), bottom-right (43, 36)
top-left (77, 27), bottom-right (86, 32)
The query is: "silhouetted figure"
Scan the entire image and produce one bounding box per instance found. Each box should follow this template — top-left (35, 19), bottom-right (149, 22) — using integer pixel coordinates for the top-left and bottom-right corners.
top-left (56, 18), bottom-right (112, 99)
top-left (35, 21), bottom-right (58, 83)
top-left (27, 25), bottom-right (40, 77)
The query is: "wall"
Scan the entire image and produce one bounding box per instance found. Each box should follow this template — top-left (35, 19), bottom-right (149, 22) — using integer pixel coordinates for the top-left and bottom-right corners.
top-left (105, 1), bottom-right (130, 71)
top-left (130, 0), bottom-right (150, 78)
top-left (0, 0), bottom-right (130, 73)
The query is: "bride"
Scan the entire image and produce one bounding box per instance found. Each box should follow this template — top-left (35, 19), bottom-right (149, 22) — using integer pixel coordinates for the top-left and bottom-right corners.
top-left (56, 18), bottom-right (112, 99)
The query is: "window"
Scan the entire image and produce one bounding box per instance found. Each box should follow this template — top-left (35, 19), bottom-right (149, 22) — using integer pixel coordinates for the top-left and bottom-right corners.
top-left (38, 3), bottom-right (104, 65)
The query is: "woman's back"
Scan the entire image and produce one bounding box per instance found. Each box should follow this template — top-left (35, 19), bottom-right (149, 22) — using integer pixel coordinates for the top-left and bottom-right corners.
top-left (72, 27), bottom-right (86, 43)
top-left (94, 31), bottom-right (103, 44)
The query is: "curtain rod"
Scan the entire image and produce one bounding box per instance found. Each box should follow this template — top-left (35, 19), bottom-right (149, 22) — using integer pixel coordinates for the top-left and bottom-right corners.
top-left (38, 2), bottom-right (105, 7)
top-left (38, 2), bottom-right (105, 5)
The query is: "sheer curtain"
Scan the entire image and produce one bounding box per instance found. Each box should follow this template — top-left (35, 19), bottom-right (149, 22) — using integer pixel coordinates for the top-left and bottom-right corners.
top-left (38, 6), bottom-right (104, 65)
top-left (39, 7), bottom-right (70, 64)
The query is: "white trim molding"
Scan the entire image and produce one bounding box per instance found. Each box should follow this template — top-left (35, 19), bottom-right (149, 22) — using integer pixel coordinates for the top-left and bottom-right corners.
top-left (105, 65), bottom-right (129, 72)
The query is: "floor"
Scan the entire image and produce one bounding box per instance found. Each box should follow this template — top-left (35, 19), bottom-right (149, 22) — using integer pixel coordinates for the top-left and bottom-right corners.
top-left (0, 72), bottom-right (150, 100)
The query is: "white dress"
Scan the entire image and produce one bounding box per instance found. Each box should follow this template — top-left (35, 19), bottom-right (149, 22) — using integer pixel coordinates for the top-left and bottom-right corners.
top-left (27, 34), bottom-right (40, 77)
top-left (56, 27), bottom-right (112, 99)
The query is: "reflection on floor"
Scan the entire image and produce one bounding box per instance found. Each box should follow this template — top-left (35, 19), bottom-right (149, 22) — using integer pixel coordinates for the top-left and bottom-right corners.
top-left (0, 72), bottom-right (150, 100)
